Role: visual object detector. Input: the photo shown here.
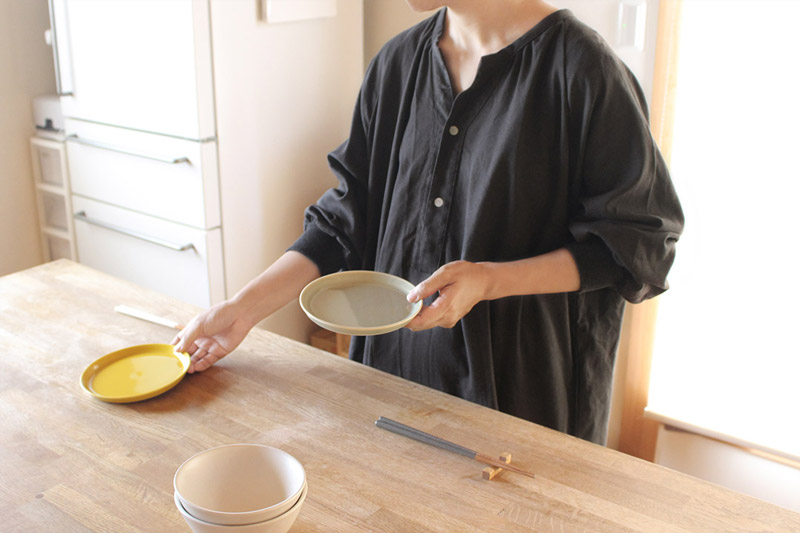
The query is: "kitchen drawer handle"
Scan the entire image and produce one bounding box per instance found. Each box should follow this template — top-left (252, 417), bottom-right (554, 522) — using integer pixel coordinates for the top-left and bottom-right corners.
top-left (74, 211), bottom-right (196, 252)
top-left (66, 134), bottom-right (191, 165)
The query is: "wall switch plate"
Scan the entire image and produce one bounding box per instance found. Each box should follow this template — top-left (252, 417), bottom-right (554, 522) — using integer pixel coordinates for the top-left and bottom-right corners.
top-left (617, 0), bottom-right (647, 50)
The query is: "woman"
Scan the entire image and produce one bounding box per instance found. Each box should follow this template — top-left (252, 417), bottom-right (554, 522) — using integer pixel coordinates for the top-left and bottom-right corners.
top-left (173, 0), bottom-right (683, 445)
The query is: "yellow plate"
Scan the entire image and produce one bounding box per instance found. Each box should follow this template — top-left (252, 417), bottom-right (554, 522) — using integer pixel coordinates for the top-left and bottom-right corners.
top-left (80, 344), bottom-right (190, 403)
top-left (299, 271), bottom-right (423, 336)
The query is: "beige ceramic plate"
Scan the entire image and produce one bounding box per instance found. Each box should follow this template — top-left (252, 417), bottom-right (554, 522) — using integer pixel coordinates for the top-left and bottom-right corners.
top-left (299, 271), bottom-right (422, 336)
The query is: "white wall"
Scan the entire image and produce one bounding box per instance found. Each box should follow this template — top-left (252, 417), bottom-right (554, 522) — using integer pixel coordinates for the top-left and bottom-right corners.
top-left (213, 0), bottom-right (365, 343)
top-left (0, 0), bottom-right (55, 275)
top-left (364, 0), bottom-right (429, 68)
top-left (655, 426), bottom-right (800, 513)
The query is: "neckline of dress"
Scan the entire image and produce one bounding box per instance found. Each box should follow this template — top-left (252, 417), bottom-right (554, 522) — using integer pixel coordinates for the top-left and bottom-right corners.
top-left (430, 7), bottom-right (572, 61)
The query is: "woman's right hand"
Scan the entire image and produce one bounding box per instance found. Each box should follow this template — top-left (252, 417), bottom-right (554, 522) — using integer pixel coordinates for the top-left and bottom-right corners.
top-left (170, 250), bottom-right (321, 373)
top-left (171, 300), bottom-right (255, 373)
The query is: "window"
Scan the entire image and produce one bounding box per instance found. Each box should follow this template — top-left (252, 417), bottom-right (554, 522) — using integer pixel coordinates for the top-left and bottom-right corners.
top-left (647, 0), bottom-right (800, 460)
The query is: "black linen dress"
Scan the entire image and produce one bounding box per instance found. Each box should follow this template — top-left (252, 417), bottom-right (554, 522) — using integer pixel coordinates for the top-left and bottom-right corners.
top-left (289, 9), bottom-right (684, 444)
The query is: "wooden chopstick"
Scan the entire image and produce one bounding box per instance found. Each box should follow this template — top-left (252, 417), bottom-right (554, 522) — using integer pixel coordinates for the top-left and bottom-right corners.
top-left (114, 305), bottom-right (184, 330)
top-left (375, 416), bottom-right (536, 479)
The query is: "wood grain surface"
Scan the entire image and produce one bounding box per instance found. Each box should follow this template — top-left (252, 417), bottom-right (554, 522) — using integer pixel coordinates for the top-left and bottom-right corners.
top-left (1, 260), bottom-right (798, 532)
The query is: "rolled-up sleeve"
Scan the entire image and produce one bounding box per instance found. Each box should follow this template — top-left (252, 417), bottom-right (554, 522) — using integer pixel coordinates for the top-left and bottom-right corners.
top-left (565, 39), bottom-right (684, 303)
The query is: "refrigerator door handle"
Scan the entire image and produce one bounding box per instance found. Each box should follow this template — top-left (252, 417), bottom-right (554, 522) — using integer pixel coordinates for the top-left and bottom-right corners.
top-left (66, 134), bottom-right (191, 165)
top-left (74, 211), bottom-right (196, 252)
top-left (48, 0), bottom-right (75, 97)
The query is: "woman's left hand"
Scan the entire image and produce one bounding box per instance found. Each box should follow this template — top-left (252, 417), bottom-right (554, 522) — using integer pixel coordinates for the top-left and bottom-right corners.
top-left (405, 260), bottom-right (492, 331)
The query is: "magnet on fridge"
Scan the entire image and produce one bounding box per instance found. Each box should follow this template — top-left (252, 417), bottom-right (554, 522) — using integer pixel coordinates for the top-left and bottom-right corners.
top-left (617, 0), bottom-right (647, 51)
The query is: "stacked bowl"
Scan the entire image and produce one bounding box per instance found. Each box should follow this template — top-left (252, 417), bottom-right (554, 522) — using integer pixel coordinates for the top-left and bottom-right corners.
top-left (174, 444), bottom-right (307, 532)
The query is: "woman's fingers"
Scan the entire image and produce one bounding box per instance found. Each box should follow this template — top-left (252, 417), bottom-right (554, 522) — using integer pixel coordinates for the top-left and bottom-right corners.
top-left (407, 295), bottom-right (448, 330)
top-left (407, 265), bottom-right (454, 304)
top-left (188, 345), bottom-right (226, 374)
top-left (405, 261), bottom-right (490, 331)
top-left (168, 302), bottom-right (246, 373)
top-left (406, 287), bottom-right (465, 331)
top-left (191, 351), bottom-right (219, 374)
top-left (171, 323), bottom-right (199, 353)
top-left (187, 348), bottom-right (206, 374)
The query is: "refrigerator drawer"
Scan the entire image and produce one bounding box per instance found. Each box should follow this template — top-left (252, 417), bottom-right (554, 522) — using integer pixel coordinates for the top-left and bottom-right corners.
top-left (72, 196), bottom-right (225, 308)
top-left (66, 120), bottom-right (220, 229)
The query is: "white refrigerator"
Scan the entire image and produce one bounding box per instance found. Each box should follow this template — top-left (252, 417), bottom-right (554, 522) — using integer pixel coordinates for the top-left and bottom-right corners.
top-left (48, 0), bottom-right (364, 340)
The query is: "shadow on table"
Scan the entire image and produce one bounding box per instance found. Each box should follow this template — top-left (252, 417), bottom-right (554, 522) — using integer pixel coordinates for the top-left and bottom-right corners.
top-left (129, 365), bottom-right (231, 414)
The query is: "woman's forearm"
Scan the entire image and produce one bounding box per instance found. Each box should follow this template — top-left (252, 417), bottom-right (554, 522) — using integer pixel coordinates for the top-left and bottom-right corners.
top-left (229, 250), bottom-right (321, 327)
top-left (481, 248), bottom-right (580, 300)
top-left (405, 248), bottom-right (580, 331)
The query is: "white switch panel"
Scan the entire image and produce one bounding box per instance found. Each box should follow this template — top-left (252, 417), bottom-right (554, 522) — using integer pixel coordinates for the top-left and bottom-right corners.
top-left (617, 0), bottom-right (647, 50)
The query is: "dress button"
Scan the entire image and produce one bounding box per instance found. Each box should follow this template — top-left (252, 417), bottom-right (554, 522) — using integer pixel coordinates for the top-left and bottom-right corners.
top-left (433, 197), bottom-right (444, 208)
top-left (448, 125), bottom-right (459, 136)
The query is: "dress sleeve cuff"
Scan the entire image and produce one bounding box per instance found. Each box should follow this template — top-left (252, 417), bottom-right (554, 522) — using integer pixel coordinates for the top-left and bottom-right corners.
top-left (287, 226), bottom-right (347, 277)
top-left (564, 238), bottom-right (627, 293)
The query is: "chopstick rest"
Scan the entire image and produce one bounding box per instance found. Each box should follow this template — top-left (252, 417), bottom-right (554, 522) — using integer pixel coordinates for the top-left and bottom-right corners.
top-left (375, 416), bottom-right (535, 480)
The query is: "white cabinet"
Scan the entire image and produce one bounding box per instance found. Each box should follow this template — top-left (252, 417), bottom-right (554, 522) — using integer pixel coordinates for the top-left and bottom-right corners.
top-left (65, 119), bottom-right (223, 307)
top-left (68, 145), bottom-right (224, 307)
top-left (72, 196), bottom-right (224, 307)
top-left (53, 0), bottom-right (215, 139)
top-left (47, 0), bottom-right (365, 340)
top-left (30, 135), bottom-right (77, 262)
top-left (51, 0), bottom-right (222, 308)
top-left (66, 120), bottom-right (220, 229)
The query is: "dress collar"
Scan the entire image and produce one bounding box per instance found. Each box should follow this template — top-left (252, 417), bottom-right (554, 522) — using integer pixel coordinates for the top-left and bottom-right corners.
top-left (430, 7), bottom-right (573, 59)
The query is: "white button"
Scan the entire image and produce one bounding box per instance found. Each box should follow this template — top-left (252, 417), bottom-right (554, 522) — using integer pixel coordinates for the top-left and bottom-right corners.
top-left (433, 197), bottom-right (444, 207)
top-left (448, 125), bottom-right (459, 136)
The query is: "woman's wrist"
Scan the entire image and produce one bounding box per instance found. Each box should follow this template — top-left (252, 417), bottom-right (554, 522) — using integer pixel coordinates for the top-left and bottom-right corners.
top-left (476, 261), bottom-right (502, 301)
top-left (226, 292), bottom-right (261, 330)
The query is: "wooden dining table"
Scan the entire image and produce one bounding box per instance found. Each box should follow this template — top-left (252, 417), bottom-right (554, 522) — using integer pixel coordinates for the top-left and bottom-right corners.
top-left (1, 259), bottom-right (798, 532)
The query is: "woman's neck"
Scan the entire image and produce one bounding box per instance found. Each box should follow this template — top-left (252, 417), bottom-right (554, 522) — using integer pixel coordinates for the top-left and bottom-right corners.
top-left (443, 0), bottom-right (557, 57)
top-left (437, 0), bottom-right (557, 94)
